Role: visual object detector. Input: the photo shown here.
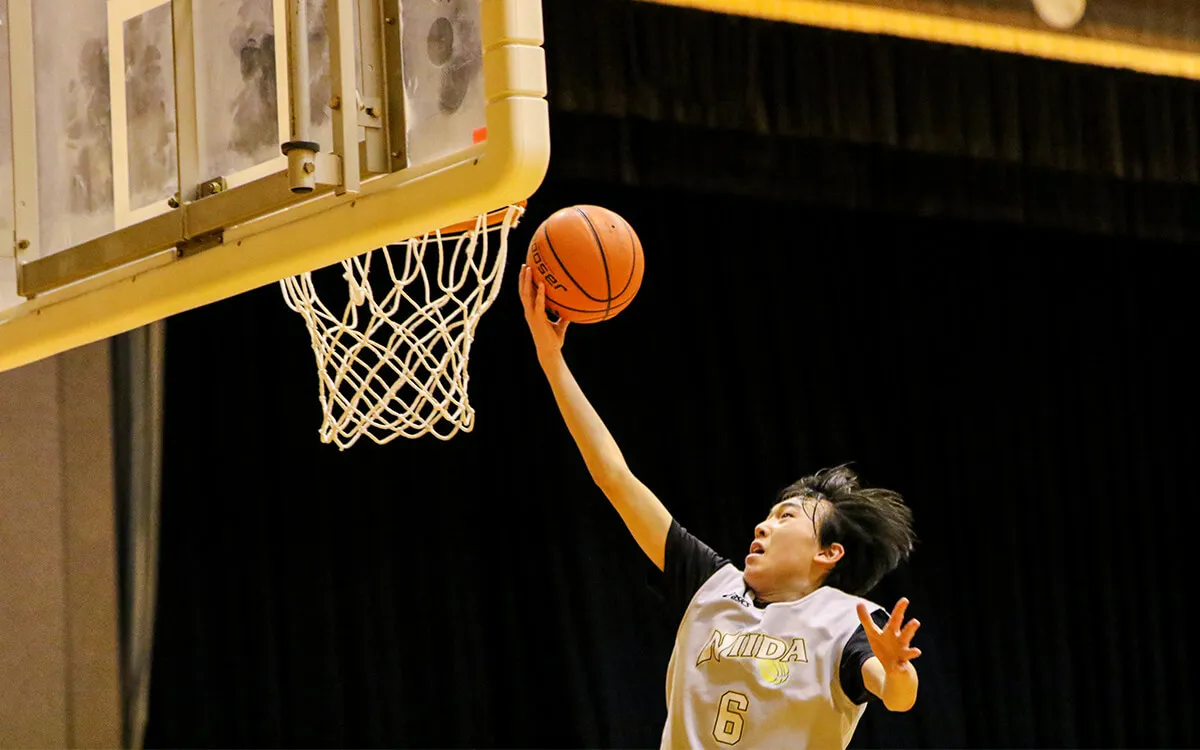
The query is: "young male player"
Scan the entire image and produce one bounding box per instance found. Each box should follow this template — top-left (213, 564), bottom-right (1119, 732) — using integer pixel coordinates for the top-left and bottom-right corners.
top-left (519, 265), bottom-right (922, 749)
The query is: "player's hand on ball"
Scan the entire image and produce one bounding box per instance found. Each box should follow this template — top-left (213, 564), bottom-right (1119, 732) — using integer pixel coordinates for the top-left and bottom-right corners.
top-left (857, 597), bottom-right (922, 675)
top-left (519, 264), bottom-right (569, 359)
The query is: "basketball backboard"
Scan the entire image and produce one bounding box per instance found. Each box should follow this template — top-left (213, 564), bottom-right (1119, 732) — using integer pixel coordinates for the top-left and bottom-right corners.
top-left (0, 0), bottom-right (549, 374)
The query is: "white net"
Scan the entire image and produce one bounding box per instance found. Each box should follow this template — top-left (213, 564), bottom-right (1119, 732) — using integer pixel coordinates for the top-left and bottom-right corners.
top-left (280, 204), bottom-right (523, 449)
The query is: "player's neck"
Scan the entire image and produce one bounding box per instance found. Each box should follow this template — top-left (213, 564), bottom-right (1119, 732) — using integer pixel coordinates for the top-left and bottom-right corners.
top-left (751, 578), bottom-right (823, 605)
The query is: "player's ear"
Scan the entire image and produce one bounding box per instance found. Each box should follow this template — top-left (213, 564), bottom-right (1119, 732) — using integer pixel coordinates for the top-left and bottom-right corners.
top-left (815, 542), bottom-right (844, 565)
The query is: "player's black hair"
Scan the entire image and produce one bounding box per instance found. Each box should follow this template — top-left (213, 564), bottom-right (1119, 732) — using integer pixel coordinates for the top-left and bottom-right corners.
top-left (777, 464), bottom-right (915, 596)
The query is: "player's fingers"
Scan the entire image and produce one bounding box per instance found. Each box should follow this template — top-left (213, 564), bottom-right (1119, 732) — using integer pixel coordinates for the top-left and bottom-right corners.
top-left (556, 319), bottom-right (570, 343)
top-left (536, 280), bottom-right (548, 321)
top-left (525, 278), bottom-right (544, 328)
top-left (900, 619), bottom-right (921, 645)
top-left (518, 266), bottom-right (531, 310)
top-left (902, 647), bottom-right (922, 661)
top-left (856, 603), bottom-right (877, 633)
top-left (526, 268), bottom-right (538, 307)
top-left (887, 597), bottom-right (910, 633)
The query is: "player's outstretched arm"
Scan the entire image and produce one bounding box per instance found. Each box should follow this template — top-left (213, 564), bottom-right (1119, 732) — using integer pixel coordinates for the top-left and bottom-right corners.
top-left (857, 599), bottom-right (921, 712)
top-left (519, 265), bottom-right (673, 570)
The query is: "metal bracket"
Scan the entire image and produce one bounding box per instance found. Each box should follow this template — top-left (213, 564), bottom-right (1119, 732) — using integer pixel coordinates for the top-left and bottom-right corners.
top-left (357, 0), bottom-right (390, 173)
top-left (359, 96), bottom-right (384, 129)
top-left (381, 0), bottom-right (408, 171)
top-left (8, 0), bottom-right (41, 268)
top-left (328, 0), bottom-right (360, 195)
top-left (176, 229), bottom-right (225, 258)
top-left (198, 177), bottom-right (228, 198)
top-left (313, 152), bottom-right (343, 187)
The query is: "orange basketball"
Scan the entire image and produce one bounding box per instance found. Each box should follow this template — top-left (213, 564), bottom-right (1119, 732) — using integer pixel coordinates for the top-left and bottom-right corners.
top-left (525, 205), bottom-right (644, 324)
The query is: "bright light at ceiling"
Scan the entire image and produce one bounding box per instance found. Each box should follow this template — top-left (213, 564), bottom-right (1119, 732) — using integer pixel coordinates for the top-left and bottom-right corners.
top-left (1031, 0), bottom-right (1087, 30)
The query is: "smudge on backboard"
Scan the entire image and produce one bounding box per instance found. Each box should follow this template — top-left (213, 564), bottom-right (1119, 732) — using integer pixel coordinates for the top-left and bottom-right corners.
top-left (124, 4), bottom-right (178, 210)
top-left (33, 0), bottom-right (114, 255)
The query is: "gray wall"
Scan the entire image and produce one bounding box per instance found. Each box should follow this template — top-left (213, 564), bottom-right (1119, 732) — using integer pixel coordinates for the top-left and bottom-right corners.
top-left (0, 342), bottom-right (121, 749)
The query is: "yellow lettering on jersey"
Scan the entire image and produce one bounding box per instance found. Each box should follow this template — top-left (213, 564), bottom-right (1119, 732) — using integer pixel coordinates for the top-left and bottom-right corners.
top-left (781, 638), bottom-right (808, 663)
top-left (696, 630), bottom-right (743, 666)
top-left (756, 636), bottom-right (787, 660)
top-left (695, 630), bottom-right (808, 666)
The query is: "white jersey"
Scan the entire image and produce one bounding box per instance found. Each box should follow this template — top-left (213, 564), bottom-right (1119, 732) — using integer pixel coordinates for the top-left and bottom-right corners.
top-left (661, 563), bottom-right (879, 750)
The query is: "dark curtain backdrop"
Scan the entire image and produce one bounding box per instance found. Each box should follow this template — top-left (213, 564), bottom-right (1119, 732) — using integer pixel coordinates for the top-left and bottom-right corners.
top-left (145, 2), bottom-right (1198, 748)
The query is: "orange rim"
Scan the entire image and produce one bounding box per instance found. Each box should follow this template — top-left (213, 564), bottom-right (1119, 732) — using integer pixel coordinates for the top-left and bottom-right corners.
top-left (436, 200), bottom-right (527, 236)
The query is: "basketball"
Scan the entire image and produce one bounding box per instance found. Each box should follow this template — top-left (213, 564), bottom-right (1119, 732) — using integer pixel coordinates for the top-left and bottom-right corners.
top-left (525, 205), bottom-right (644, 323)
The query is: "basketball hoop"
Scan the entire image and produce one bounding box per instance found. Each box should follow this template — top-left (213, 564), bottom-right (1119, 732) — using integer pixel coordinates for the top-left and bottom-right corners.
top-left (280, 203), bottom-right (525, 449)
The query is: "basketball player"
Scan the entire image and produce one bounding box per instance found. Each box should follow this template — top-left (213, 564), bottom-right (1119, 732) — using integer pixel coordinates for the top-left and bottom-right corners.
top-left (518, 265), bottom-right (922, 749)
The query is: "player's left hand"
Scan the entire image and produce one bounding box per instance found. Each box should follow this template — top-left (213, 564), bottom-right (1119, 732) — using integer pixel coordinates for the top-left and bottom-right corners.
top-left (857, 597), bottom-right (922, 675)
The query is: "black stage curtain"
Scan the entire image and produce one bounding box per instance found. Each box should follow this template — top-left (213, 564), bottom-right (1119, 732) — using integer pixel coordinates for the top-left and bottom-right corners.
top-left (546, 0), bottom-right (1200, 241)
top-left (144, 3), bottom-right (1198, 749)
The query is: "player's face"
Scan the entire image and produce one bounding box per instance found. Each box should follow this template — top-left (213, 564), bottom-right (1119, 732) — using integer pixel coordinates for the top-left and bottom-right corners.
top-left (743, 498), bottom-right (825, 597)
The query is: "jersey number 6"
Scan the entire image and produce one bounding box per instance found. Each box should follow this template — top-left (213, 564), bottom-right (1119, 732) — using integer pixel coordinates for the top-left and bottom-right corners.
top-left (712, 690), bottom-right (750, 745)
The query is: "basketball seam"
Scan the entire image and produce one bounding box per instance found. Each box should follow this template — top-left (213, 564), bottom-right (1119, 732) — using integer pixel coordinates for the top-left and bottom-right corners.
top-left (542, 225), bottom-right (607, 303)
top-left (544, 292), bottom-right (635, 316)
top-left (574, 207), bottom-right (613, 320)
